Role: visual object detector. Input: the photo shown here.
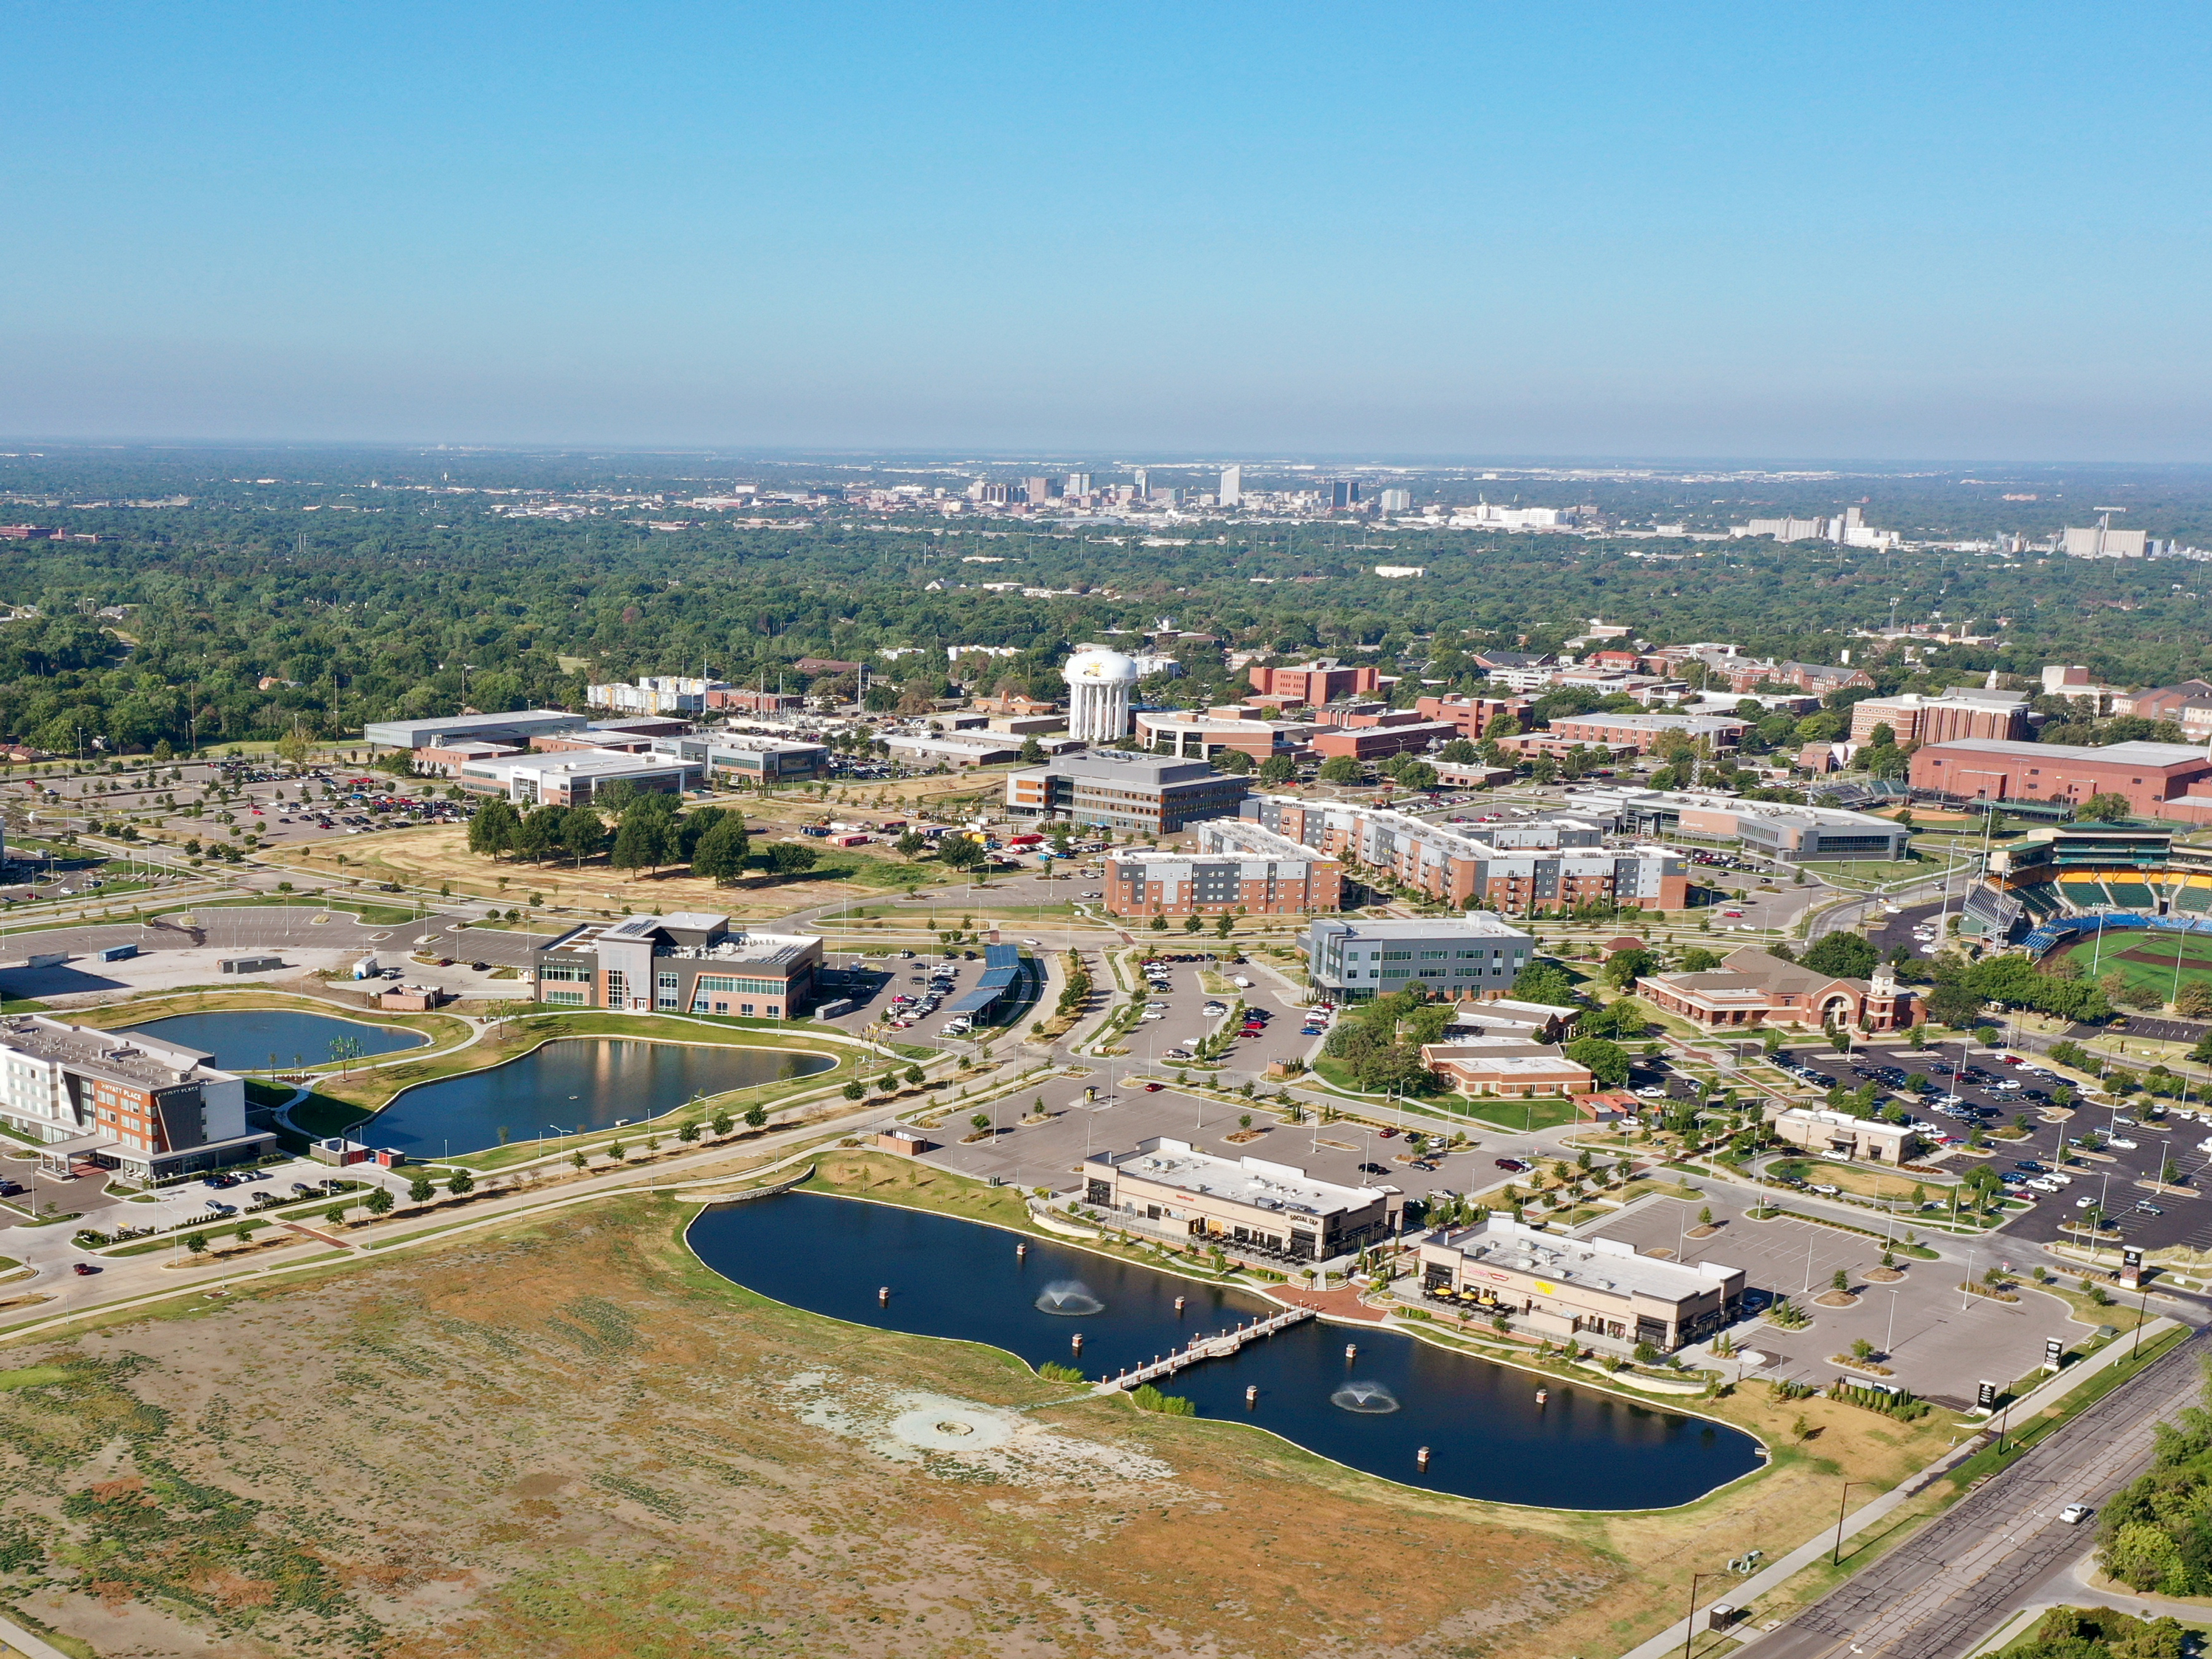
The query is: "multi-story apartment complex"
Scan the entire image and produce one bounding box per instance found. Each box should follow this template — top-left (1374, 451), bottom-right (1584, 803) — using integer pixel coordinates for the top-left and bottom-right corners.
top-left (1004, 750), bottom-right (1251, 834)
top-left (1245, 659), bottom-right (1380, 706)
top-left (1104, 820), bottom-right (1341, 917)
top-left (532, 913), bottom-right (822, 1018)
top-left (0, 1015), bottom-right (267, 1180)
top-left (1245, 798), bottom-right (1687, 912)
top-left (1846, 689), bottom-right (2029, 745)
top-left (1082, 1138), bottom-right (1396, 1265)
top-left (1304, 915), bottom-right (1533, 1003)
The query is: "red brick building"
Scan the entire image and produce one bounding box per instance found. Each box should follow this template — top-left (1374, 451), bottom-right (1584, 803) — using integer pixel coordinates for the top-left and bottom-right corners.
top-left (1413, 694), bottom-right (1534, 740)
top-left (1909, 739), bottom-right (2212, 819)
top-left (1310, 721), bottom-right (1459, 762)
top-left (1248, 660), bottom-right (1380, 706)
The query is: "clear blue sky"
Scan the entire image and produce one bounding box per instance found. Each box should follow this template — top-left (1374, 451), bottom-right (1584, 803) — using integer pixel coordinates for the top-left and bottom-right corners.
top-left (4, 1), bottom-right (2208, 459)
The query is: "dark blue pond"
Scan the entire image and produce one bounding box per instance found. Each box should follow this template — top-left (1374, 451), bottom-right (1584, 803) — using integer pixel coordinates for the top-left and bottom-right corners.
top-left (364, 1037), bottom-right (835, 1157)
top-left (128, 1009), bottom-right (426, 1072)
top-left (689, 1192), bottom-right (1765, 1509)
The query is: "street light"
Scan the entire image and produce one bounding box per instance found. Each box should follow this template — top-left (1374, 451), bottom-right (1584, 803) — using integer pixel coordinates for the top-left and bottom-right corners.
top-left (1832, 1480), bottom-right (1865, 1564)
top-left (1681, 1571), bottom-right (1728, 1659)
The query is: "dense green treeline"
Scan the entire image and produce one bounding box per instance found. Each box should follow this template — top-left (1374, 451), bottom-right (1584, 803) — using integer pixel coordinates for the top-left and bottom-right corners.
top-left (4, 451), bottom-right (2212, 754)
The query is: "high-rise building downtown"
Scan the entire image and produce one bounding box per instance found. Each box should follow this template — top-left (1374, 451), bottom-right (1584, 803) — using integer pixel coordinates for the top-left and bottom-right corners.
top-left (1220, 465), bottom-right (1242, 508)
top-left (1132, 467), bottom-right (1150, 497)
top-left (1329, 479), bottom-right (1360, 509)
top-left (1065, 471), bottom-right (1093, 497)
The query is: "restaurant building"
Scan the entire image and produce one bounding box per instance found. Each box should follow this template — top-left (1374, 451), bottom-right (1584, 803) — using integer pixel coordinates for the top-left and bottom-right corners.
top-left (1083, 1137), bottom-right (1397, 1264)
top-left (1418, 1218), bottom-right (1745, 1351)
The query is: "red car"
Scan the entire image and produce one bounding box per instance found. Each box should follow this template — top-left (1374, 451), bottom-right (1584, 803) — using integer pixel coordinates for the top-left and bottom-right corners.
top-left (1143, 1082), bottom-right (1164, 1093)
top-left (72, 1262), bottom-right (100, 1276)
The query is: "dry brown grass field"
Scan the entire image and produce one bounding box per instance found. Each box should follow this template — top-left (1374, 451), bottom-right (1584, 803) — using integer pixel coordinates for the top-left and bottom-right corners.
top-left (0, 1152), bottom-right (1980, 1659)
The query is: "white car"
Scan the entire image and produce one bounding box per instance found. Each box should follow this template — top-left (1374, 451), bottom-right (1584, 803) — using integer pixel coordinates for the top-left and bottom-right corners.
top-left (2075, 1196), bottom-right (2097, 1208)
top-left (2028, 1178), bottom-right (2062, 1192)
top-left (2059, 1503), bottom-right (2092, 1526)
top-left (2109, 1138), bottom-right (2138, 1150)
top-left (2048, 1172), bottom-right (2074, 1186)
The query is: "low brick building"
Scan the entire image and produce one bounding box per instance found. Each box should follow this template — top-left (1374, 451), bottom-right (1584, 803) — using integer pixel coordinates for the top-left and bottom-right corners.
top-left (1635, 949), bottom-right (1916, 1032)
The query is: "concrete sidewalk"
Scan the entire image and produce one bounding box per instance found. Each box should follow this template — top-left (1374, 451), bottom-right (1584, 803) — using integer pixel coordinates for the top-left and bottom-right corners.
top-left (1615, 1317), bottom-right (2184, 1659)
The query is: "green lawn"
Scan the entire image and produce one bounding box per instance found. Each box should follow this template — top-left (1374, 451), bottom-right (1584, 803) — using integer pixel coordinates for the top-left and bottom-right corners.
top-left (2047, 925), bottom-right (2212, 1006)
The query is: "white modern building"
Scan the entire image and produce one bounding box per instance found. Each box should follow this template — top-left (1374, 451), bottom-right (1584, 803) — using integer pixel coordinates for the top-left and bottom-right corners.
top-left (1062, 647), bottom-right (1141, 742)
top-left (1220, 465), bottom-right (1242, 509)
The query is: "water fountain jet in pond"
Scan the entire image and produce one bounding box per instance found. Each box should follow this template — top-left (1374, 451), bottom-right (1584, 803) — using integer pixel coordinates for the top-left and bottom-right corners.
top-left (1034, 1280), bottom-right (1104, 1315)
top-left (1332, 1380), bottom-right (1399, 1413)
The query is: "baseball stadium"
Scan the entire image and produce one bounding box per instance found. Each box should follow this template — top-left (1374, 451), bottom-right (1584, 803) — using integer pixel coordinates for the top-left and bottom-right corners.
top-left (1979, 824), bottom-right (2212, 993)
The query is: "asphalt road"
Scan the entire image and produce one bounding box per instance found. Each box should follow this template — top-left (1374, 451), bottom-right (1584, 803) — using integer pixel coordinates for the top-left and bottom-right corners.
top-left (1752, 1327), bottom-right (2208, 1659)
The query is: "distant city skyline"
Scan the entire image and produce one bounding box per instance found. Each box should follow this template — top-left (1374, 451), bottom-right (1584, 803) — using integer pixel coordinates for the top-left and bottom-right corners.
top-left (4, 3), bottom-right (2210, 460)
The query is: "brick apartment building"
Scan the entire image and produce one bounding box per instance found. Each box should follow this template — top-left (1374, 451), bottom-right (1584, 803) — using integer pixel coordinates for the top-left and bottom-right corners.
top-left (1104, 820), bottom-right (1341, 917)
top-left (1245, 797), bottom-right (1687, 913)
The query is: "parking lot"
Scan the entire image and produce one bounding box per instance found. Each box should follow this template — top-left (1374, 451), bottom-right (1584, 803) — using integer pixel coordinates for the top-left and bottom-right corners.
top-left (0, 1142), bottom-right (404, 1248)
top-left (1586, 1189), bottom-right (2079, 1405)
top-left (1767, 1035), bottom-right (2211, 1254)
top-left (914, 1077), bottom-right (1495, 1213)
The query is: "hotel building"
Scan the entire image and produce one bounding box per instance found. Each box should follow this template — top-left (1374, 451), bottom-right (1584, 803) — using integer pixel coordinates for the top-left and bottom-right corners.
top-left (1417, 1218), bottom-right (1745, 1351)
top-left (0, 1015), bottom-right (268, 1180)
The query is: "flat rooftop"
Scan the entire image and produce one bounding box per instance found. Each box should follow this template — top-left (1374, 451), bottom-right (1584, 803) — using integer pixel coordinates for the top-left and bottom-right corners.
top-left (1307, 914), bottom-right (1531, 942)
top-left (1436, 1218), bottom-right (1736, 1301)
top-left (7, 1015), bottom-right (230, 1089)
top-left (1093, 1137), bottom-right (1380, 1220)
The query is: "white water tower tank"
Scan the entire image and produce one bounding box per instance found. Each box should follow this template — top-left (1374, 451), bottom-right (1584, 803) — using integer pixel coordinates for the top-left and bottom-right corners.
top-left (1062, 648), bottom-right (1141, 742)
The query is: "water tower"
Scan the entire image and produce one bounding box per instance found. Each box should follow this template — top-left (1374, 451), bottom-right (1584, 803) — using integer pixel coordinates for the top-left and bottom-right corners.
top-left (1062, 648), bottom-right (1140, 742)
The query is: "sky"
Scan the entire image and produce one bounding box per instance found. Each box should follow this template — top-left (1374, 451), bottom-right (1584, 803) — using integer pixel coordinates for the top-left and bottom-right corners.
top-left (4, 1), bottom-right (2210, 461)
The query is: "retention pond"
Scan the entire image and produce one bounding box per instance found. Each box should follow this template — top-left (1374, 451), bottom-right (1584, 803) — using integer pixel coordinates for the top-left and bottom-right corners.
top-left (689, 1192), bottom-right (1765, 1509)
top-left (128, 1009), bottom-right (427, 1072)
top-left (362, 1037), bottom-right (834, 1157)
